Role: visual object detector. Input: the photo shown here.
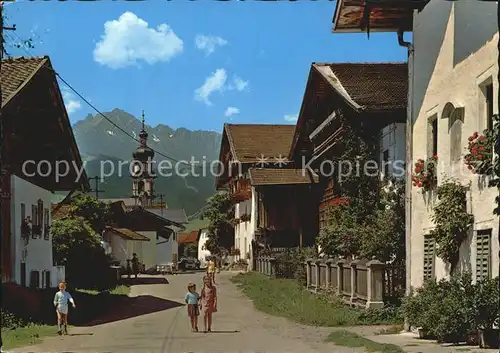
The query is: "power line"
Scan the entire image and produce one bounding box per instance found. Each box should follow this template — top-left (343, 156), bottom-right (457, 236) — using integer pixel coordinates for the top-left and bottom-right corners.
top-left (5, 30), bottom-right (216, 171)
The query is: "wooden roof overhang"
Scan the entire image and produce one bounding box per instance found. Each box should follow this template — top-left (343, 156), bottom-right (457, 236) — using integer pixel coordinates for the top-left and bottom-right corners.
top-left (104, 226), bottom-right (150, 241)
top-left (2, 57), bottom-right (89, 192)
top-left (126, 207), bottom-right (181, 238)
top-left (290, 63), bottom-right (407, 165)
top-left (332, 0), bottom-right (429, 34)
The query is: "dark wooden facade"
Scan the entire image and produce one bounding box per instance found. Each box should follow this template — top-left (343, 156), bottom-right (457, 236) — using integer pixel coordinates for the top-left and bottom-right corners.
top-left (254, 185), bottom-right (318, 248)
top-left (289, 63), bottom-right (407, 232)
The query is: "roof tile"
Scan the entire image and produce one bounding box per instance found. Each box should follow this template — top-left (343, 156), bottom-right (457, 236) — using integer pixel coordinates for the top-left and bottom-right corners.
top-left (225, 124), bottom-right (296, 163)
top-left (249, 168), bottom-right (319, 186)
top-left (1, 56), bottom-right (48, 107)
top-left (315, 62), bottom-right (407, 110)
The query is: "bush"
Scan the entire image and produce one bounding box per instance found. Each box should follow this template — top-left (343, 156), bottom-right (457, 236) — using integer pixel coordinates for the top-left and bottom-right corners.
top-left (358, 306), bottom-right (404, 325)
top-left (1, 309), bottom-right (24, 330)
top-left (402, 273), bottom-right (499, 343)
top-left (473, 276), bottom-right (499, 330)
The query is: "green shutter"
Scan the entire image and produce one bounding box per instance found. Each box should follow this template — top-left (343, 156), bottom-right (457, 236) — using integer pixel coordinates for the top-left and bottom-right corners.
top-left (476, 230), bottom-right (491, 282)
top-left (423, 235), bottom-right (436, 281)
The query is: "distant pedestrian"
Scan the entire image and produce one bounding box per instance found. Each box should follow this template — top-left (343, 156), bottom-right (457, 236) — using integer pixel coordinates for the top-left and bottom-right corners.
top-left (53, 282), bottom-right (76, 335)
top-left (200, 275), bottom-right (217, 333)
top-left (131, 253), bottom-right (139, 279)
top-left (185, 283), bottom-right (200, 332)
top-left (207, 257), bottom-right (216, 283)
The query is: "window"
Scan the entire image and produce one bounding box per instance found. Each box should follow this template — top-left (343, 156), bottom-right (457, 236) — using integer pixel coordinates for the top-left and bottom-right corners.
top-left (427, 114), bottom-right (438, 158)
top-left (449, 108), bottom-right (464, 163)
top-left (383, 149), bottom-right (390, 178)
top-left (21, 203), bottom-right (25, 222)
top-left (423, 235), bottom-right (436, 282)
top-left (476, 229), bottom-right (491, 281)
top-left (31, 205), bottom-right (38, 226)
top-left (432, 118), bottom-right (438, 156)
top-left (29, 270), bottom-right (40, 288)
top-left (486, 83), bottom-right (494, 131)
top-left (44, 209), bottom-right (50, 240)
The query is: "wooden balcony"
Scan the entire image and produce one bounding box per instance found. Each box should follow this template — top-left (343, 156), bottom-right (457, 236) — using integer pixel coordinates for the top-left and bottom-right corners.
top-left (230, 178), bottom-right (251, 202)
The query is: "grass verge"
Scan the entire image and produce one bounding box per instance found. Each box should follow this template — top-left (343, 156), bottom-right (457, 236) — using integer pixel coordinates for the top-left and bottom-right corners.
top-left (2, 324), bottom-right (58, 349)
top-left (327, 330), bottom-right (405, 353)
top-left (231, 272), bottom-right (402, 327)
top-left (76, 284), bottom-right (130, 296)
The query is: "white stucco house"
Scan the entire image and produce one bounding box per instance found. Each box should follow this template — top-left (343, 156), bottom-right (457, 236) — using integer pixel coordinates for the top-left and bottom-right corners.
top-left (101, 199), bottom-right (185, 271)
top-left (1, 56), bottom-right (89, 287)
top-left (331, 0), bottom-right (499, 289)
top-left (102, 227), bottom-right (149, 267)
top-left (197, 228), bottom-right (211, 268)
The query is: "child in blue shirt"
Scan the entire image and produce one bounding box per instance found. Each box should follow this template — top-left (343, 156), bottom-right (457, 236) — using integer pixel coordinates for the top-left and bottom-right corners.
top-left (185, 283), bottom-right (200, 331)
top-left (53, 282), bottom-right (75, 335)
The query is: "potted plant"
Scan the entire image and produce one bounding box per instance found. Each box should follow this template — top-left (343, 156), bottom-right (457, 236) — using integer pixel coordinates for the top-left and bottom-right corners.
top-left (412, 155), bottom-right (438, 192)
top-left (240, 213), bottom-right (251, 222)
top-left (473, 277), bottom-right (499, 348)
top-left (464, 130), bottom-right (493, 175)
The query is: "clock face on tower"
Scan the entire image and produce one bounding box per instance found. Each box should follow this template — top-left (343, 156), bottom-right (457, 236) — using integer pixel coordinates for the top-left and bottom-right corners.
top-left (132, 163), bottom-right (141, 177)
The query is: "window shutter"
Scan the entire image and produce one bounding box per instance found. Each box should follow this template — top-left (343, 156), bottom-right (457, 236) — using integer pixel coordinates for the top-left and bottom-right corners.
top-left (476, 230), bottom-right (491, 282)
top-left (423, 235), bottom-right (436, 281)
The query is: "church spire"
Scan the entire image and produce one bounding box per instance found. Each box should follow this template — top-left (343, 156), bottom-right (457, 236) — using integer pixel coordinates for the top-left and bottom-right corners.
top-left (139, 110), bottom-right (148, 147)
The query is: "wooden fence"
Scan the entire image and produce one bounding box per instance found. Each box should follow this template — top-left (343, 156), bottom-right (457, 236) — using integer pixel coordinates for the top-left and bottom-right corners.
top-left (255, 256), bottom-right (403, 309)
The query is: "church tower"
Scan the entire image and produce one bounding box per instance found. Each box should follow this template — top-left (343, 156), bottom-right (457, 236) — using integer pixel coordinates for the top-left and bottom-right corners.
top-left (131, 111), bottom-right (156, 206)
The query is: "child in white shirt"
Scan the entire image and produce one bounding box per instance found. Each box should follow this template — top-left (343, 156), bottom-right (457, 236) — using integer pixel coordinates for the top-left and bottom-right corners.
top-left (53, 282), bottom-right (75, 335)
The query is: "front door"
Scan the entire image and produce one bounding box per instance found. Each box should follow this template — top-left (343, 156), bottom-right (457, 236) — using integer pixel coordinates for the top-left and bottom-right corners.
top-left (20, 262), bottom-right (26, 286)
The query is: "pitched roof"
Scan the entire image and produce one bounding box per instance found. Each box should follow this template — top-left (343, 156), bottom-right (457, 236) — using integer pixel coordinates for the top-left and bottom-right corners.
top-left (224, 124), bottom-right (296, 163)
top-left (313, 62), bottom-right (407, 111)
top-left (1, 56), bottom-right (49, 108)
top-left (51, 204), bottom-right (71, 221)
top-left (100, 198), bottom-right (138, 207)
top-left (177, 230), bottom-right (199, 244)
top-left (144, 208), bottom-right (188, 224)
top-left (248, 168), bottom-right (319, 186)
top-left (105, 227), bottom-right (150, 241)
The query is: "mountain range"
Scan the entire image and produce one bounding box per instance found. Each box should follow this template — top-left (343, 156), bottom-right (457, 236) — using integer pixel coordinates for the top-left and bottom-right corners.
top-left (72, 109), bottom-right (222, 216)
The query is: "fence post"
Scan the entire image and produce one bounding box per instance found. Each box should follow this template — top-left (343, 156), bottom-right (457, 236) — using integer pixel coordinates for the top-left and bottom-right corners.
top-left (337, 259), bottom-right (345, 296)
top-left (270, 257), bottom-right (276, 277)
top-left (350, 259), bottom-right (359, 305)
top-left (314, 259), bottom-right (321, 291)
top-left (305, 259), bottom-right (312, 289)
top-left (325, 258), bottom-right (333, 288)
top-left (366, 259), bottom-right (385, 309)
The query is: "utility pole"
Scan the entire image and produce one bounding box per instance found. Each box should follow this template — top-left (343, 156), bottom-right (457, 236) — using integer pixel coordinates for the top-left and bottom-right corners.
top-left (1, 4), bottom-right (16, 351)
top-left (157, 193), bottom-right (165, 215)
top-left (88, 176), bottom-right (104, 199)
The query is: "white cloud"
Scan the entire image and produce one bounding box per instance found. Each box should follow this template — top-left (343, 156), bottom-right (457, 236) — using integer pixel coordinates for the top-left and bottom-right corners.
top-left (195, 70), bottom-right (249, 105)
top-left (93, 12), bottom-right (183, 69)
top-left (62, 88), bottom-right (81, 114)
top-left (194, 68), bottom-right (227, 105)
top-left (195, 34), bottom-right (227, 56)
top-left (224, 107), bottom-right (240, 117)
top-left (231, 76), bottom-right (248, 91)
top-left (284, 114), bottom-right (298, 122)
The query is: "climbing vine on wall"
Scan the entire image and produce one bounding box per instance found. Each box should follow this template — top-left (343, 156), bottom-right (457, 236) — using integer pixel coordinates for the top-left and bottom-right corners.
top-left (316, 110), bottom-right (380, 258)
top-left (429, 178), bottom-right (473, 268)
top-left (489, 114), bottom-right (500, 214)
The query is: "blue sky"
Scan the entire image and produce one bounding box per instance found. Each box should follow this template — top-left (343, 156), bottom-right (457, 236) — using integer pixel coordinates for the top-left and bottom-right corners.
top-left (4, 0), bottom-right (408, 132)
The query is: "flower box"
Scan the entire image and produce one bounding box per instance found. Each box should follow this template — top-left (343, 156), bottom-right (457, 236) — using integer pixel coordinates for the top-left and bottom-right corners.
top-left (464, 130), bottom-right (493, 175)
top-left (240, 213), bottom-right (251, 222)
top-left (412, 155), bottom-right (438, 192)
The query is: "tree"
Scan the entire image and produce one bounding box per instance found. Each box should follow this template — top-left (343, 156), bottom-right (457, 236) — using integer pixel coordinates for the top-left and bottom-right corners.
top-left (361, 178), bottom-right (405, 264)
top-left (183, 243), bottom-right (198, 258)
top-left (52, 216), bottom-right (112, 290)
top-left (202, 191), bottom-right (234, 254)
top-left (68, 194), bottom-right (111, 234)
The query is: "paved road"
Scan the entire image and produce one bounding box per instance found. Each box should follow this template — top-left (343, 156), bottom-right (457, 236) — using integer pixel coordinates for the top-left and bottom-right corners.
top-left (11, 272), bottom-right (354, 353)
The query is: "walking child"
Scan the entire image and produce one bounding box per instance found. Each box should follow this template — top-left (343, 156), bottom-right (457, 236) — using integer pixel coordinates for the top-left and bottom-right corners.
top-left (185, 283), bottom-right (200, 332)
top-left (53, 282), bottom-right (76, 335)
top-left (200, 275), bottom-right (217, 333)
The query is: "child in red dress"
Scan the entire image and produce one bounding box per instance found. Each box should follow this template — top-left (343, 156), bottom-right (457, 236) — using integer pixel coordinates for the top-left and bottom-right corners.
top-left (200, 275), bottom-right (217, 333)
